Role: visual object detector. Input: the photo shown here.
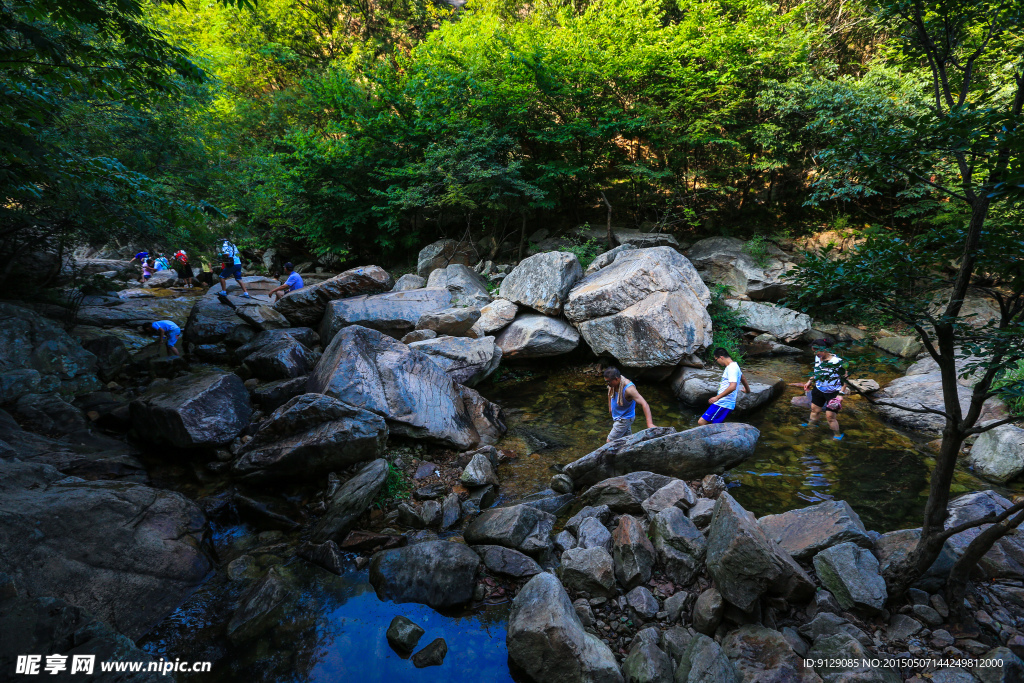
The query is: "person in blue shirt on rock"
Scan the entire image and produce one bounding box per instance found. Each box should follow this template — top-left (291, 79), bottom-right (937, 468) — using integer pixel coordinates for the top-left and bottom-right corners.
top-left (146, 320), bottom-right (181, 357)
top-left (698, 348), bottom-right (751, 425)
top-left (603, 367), bottom-right (655, 442)
top-left (268, 262), bottom-right (304, 302)
top-left (217, 238), bottom-right (251, 299)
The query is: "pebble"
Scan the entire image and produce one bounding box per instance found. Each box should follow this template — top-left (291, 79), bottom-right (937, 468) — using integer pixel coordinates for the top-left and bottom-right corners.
top-left (931, 594), bottom-right (950, 618)
top-left (931, 630), bottom-right (955, 648)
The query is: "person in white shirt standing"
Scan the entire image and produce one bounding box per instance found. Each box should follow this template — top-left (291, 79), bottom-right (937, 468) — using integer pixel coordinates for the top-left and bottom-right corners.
top-left (801, 338), bottom-right (848, 440)
top-left (217, 238), bottom-right (251, 299)
top-left (698, 348), bottom-right (751, 425)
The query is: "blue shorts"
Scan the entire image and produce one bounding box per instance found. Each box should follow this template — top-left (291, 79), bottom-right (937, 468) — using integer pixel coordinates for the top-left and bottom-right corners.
top-left (167, 332), bottom-right (180, 347)
top-left (220, 264), bottom-right (242, 281)
top-left (700, 405), bottom-right (732, 424)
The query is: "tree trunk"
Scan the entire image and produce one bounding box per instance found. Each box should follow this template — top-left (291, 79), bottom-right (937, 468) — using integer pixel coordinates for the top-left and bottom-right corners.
top-left (518, 213), bottom-right (527, 262)
top-left (600, 191), bottom-right (615, 250)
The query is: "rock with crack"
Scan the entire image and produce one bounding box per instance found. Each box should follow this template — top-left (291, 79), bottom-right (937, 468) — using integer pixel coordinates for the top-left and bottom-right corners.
top-left (242, 337), bottom-right (318, 381)
top-left (675, 634), bottom-right (740, 683)
top-left (0, 460), bottom-right (212, 640)
top-left (416, 306), bottom-right (481, 337)
top-left (233, 394), bottom-right (387, 482)
top-left (464, 503), bottom-right (555, 557)
top-left (369, 540), bottom-right (481, 608)
top-left (307, 325), bottom-right (504, 450)
top-left (724, 300), bottom-right (811, 342)
top-left (560, 546), bottom-right (616, 596)
top-left (417, 239), bottom-right (476, 279)
top-left (495, 313), bottom-right (580, 359)
top-left (565, 247), bottom-right (712, 368)
top-left (612, 514), bottom-right (656, 590)
top-left (473, 545), bottom-right (542, 578)
top-left (651, 506), bottom-right (707, 586)
top-left (507, 572), bottom-right (623, 683)
top-left (310, 459), bottom-right (389, 542)
top-left (966, 424), bottom-right (1024, 484)
top-left (705, 493), bottom-right (814, 612)
top-left (471, 298), bottom-right (518, 336)
top-left (687, 236), bottom-right (793, 302)
top-left (426, 264), bottom-right (492, 307)
top-left (563, 425), bottom-right (759, 488)
top-left (670, 367), bottom-right (786, 416)
top-left (499, 251), bottom-right (583, 316)
top-left (757, 500), bottom-right (873, 561)
top-left (318, 288), bottom-right (452, 342)
top-left (579, 472), bottom-right (674, 514)
top-left (130, 370), bottom-right (252, 448)
top-left (408, 335), bottom-right (502, 387)
top-left (721, 624), bottom-right (819, 683)
top-left (273, 265), bottom-right (393, 327)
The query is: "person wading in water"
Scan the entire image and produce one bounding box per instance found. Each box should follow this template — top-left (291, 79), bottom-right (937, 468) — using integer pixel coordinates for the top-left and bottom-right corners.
top-left (604, 367), bottom-right (655, 442)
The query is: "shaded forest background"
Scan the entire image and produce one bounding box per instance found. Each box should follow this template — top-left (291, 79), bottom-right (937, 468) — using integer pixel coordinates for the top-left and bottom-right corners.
top-left (0, 0), bottom-right (1021, 276)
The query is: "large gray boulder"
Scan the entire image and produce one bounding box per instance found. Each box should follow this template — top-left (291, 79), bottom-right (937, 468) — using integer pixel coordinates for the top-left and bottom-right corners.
top-left (310, 459), bottom-right (389, 542)
top-left (565, 247), bottom-right (712, 368)
top-left (687, 237), bottom-right (793, 302)
top-left (130, 370), bottom-right (252, 448)
top-left (495, 313), bottom-right (580, 359)
top-left (307, 325), bottom-right (504, 450)
top-left (0, 460), bottom-right (211, 640)
top-left (757, 500), bottom-right (873, 561)
top-left (560, 547), bottom-right (616, 596)
top-left (813, 542), bottom-right (887, 614)
top-left (472, 298), bottom-right (518, 336)
top-left (369, 540), bottom-right (481, 608)
top-left (241, 337), bottom-right (317, 381)
top-left (705, 493), bottom-right (814, 611)
top-left (184, 296), bottom-right (254, 346)
top-left (580, 472), bottom-right (674, 514)
top-left (670, 367), bottom-right (786, 416)
top-left (585, 244), bottom-right (637, 276)
top-left (563, 425), bottom-right (759, 488)
top-left (235, 303), bottom-right (290, 331)
top-left (234, 327), bottom-right (319, 359)
top-left (0, 302), bottom-right (100, 401)
top-left (720, 624), bottom-right (817, 683)
top-left (676, 634), bottom-right (740, 683)
top-left (408, 336), bottom-right (502, 387)
top-left (724, 300), bottom-right (811, 342)
top-left (273, 265), bottom-right (393, 326)
top-left (392, 273), bottom-right (426, 291)
top-left (233, 394), bottom-right (387, 481)
top-left (416, 306), bottom-right (481, 336)
top-left (464, 503), bottom-right (555, 556)
top-left (417, 239), bottom-right (476, 278)
top-left (651, 506), bottom-right (707, 586)
top-left (426, 264), bottom-right (492, 307)
top-left (318, 288), bottom-right (452, 342)
top-left (499, 251), bottom-right (583, 316)
top-left (944, 490), bottom-right (1024, 579)
top-left (507, 572), bottom-right (623, 683)
top-left (873, 361), bottom-right (1005, 435)
top-left (966, 424), bottom-right (1024, 484)
top-left (612, 514), bottom-right (656, 590)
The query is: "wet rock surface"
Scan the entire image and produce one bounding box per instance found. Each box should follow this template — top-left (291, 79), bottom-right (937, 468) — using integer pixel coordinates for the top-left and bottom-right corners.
top-left (130, 370), bottom-right (252, 448)
top-left (369, 540), bottom-right (481, 608)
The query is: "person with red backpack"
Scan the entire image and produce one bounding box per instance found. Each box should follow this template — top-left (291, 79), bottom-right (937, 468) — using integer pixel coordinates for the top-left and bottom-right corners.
top-left (801, 338), bottom-right (848, 440)
top-left (173, 250), bottom-right (194, 288)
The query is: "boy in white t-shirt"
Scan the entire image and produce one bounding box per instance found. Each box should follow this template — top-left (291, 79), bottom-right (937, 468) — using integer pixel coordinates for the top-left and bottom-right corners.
top-left (698, 348), bottom-right (751, 425)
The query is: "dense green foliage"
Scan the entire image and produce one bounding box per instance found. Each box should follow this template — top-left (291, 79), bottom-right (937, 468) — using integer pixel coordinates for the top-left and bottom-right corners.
top-left (2, 0), bottom-right (1021, 274)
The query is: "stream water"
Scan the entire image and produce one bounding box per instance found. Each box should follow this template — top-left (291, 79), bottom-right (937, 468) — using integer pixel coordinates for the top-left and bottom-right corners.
top-left (138, 345), bottom-right (1004, 681)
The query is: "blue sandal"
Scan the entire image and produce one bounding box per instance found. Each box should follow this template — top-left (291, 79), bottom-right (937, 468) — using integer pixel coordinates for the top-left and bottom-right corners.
top-left (833, 433), bottom-right (845, 441)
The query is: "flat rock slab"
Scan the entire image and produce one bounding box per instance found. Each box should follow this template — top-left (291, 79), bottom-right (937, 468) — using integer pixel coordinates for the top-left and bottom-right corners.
top-left (563, 424), bottom-right (759, 488)
top-left (758, 500), bottom-right (872, 561)
top-left (319, 287), bottom-right (452, 342)
top-left (0, 460), bottom-right (211, 640)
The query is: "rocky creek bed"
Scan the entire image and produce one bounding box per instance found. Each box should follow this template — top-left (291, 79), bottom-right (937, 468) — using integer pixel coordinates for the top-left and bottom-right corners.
top-left (2, 236), bottom-right (1023, 682)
